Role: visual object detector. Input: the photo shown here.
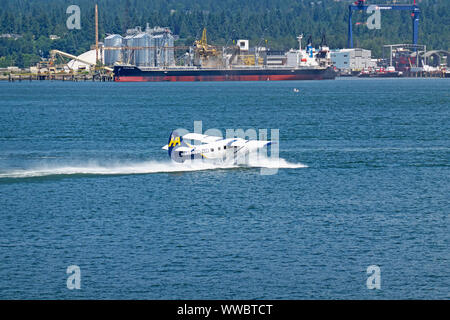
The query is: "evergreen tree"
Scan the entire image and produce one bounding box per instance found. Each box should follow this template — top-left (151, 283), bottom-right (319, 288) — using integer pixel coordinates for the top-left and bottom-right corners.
top-left (0, 0), bottom-right (448, 68)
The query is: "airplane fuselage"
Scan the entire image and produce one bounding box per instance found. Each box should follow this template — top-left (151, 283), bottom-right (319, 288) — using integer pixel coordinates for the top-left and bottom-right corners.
top-left (163, 131), bottom-right (272, 163)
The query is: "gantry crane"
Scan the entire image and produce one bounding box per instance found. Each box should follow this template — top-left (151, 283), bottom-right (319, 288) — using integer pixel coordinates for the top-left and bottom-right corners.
top-left (348, 0), bottom-right (420, 48)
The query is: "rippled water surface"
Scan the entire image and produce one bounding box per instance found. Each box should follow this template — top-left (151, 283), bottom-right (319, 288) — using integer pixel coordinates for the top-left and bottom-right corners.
top-left (0, 78), bottom-right (448, 299)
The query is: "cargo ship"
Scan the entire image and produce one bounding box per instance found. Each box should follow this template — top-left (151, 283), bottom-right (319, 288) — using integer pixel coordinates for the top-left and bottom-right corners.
top-left (108, 29), bottom-right (336, 82)
top-left (113, 65), bottom-right (336, 82)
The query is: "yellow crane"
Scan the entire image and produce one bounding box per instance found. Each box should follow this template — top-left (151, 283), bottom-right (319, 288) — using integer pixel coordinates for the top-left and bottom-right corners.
top-left (194, 28), bottom-right (218, 58)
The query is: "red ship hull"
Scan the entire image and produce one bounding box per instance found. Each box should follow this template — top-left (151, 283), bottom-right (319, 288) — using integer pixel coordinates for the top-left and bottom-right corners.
top-left (113, 66), bottom-right (336, 82)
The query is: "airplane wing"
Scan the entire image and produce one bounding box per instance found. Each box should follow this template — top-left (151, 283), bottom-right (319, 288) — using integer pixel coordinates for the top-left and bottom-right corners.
top-left (183, 133), bottom-right (223, 144)
top-left (162, 145), bottom-right (192, 150)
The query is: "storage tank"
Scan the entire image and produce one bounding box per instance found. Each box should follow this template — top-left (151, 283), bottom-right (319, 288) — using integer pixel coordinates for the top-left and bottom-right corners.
top-left (120, 25), bottom-right (175, 67)
top-left (122, 35), bottom-right (135, 65)
top-left (149, 36), bottom-right (156, 67)
top-left (104, 34), bottom-right (122, 66)
top-left (165, 33), bottom-right (175, 67)
top-left (134, 33), bottom-right (152, 67)
top-left (153, 32), bottom-right (175, 67)
top-left (153, 34), bottom-right (163, 67)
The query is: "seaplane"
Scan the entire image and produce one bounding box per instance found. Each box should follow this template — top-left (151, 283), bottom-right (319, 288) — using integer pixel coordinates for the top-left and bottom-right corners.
top-left (162, 131), bottom-right (274, 163)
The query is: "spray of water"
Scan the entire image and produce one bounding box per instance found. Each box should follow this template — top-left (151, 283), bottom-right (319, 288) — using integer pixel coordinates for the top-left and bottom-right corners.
top-left (0, 156), bottom-right (307, 179)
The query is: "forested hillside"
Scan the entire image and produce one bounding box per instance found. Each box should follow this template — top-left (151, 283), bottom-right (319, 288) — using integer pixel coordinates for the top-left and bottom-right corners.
top-left (1, 0), bottom-right (448, 67)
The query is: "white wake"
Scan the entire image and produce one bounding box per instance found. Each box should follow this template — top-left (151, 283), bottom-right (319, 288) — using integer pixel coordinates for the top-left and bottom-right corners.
top-left (0, 157), bottom-right (307, 179)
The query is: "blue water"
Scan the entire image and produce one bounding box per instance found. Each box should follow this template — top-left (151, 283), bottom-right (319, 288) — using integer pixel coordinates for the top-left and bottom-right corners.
top-left (0, 78), bottom-right (449, 299)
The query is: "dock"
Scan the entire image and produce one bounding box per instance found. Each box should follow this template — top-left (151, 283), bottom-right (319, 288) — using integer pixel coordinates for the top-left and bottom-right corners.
top-left (2, 73), bottom-right (114, 82)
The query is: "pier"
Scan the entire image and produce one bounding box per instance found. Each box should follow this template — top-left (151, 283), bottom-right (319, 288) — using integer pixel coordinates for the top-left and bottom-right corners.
top-left (3, 73), bottom-right (114, 82)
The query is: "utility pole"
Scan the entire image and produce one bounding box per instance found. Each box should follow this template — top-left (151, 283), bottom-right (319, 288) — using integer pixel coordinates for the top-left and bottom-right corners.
top-left (95, 4), bottom-right (99, 66)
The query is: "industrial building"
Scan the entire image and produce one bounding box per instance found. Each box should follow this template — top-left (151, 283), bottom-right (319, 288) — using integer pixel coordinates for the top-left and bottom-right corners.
top-left (104, 25), bottom-right (175, 67)
top-left (67, 49), bottom-right (104, 71)
top-left (331, 48), bottom-right (376, 71)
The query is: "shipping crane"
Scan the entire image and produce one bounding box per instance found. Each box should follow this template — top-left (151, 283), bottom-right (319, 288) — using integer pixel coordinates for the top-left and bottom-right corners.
top-left (348, 0), bottom-right (420, 48)
top-left (194, 28), bottom-right (219, 58)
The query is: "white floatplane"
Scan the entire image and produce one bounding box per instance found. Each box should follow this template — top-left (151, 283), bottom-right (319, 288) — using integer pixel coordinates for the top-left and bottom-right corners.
top-left (162, 131), bottom-right (274, 163)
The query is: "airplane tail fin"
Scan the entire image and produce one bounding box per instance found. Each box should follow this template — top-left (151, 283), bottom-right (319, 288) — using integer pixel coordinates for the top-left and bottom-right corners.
top-left (167, 131), bottom-right (192, 162)
top-left (168, 131), bottom-right (182, 157)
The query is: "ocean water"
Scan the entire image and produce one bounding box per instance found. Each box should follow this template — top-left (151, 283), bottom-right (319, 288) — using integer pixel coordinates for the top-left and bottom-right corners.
top-left (0, 78), bottom-right (448, 299)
